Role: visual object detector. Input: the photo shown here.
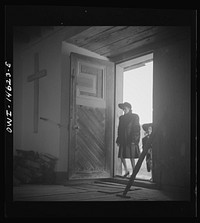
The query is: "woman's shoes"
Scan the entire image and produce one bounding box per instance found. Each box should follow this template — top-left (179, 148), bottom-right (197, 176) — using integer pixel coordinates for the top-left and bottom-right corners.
top-left (123, 171), bottom-right (130, 178)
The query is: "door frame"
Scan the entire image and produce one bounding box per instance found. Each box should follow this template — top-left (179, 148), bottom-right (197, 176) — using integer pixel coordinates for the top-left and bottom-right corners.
top-left (114, 52), bottom-right (154, 179)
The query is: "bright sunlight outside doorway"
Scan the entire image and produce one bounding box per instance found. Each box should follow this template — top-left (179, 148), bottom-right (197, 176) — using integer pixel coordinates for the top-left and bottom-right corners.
top-left (123, 60), bottom-right (153, 181)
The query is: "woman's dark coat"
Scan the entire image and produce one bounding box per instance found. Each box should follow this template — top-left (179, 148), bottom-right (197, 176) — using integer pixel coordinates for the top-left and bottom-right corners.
top-left (116, 111), bottom-right (140, 158)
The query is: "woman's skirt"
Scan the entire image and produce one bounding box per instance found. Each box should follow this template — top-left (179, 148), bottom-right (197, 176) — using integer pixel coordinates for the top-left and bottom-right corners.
top-left (118, 143), bottom-right (140, 159)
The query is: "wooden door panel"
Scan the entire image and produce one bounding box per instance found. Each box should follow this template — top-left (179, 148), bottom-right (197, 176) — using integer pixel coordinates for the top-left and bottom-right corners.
top-left (69, 53), bottom-right (114, 179)
top-left (75, 106), bottom-right (106, 172)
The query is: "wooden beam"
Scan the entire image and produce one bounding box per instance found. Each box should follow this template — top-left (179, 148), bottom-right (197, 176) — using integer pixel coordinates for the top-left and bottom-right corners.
top-left (82, 26), bottom-right (154, 52)
top-left (79, 26), bottom-right (128, 49)
top-left (95, 26), bottom-right (168, 56)
top-left (67, 26), bottom-right (113, 46)
top-left (110, 27), bottom-right (190, 63)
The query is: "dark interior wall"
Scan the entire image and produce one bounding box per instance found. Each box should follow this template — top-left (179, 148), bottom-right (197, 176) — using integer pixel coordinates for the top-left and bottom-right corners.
top-left (111, 27), bottom-right (192, 198)
top-left (153, 30), bottom-right (191, 196)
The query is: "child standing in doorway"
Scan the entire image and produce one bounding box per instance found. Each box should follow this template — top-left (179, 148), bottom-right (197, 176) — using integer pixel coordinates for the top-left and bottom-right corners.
top-left (142, 123), bottom-right (153, 180)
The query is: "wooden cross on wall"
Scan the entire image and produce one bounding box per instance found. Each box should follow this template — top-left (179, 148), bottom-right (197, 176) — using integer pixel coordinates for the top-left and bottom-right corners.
top-left (27, 53), bottom-right (47, 133)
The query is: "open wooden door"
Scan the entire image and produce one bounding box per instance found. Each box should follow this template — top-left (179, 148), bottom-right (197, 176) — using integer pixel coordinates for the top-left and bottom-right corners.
top-left (69, 53), bottom-right (114, 179)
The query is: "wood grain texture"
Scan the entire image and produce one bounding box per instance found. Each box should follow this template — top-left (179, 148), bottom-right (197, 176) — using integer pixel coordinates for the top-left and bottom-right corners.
top-left (78, 26), bottom-right (128, 49)
top-left (69, 53), bottom-right (114, 179)
top-left (81, 26), bottom-right (154, 52)
top-left (13, 180), bottom-right (177, 202)
top-left (95, 27), bottom-right (167, 56)
top-left (75, 106), bottom-right (106, 172)
top-left (67, 26), bottom-right (114, 46)
top-left (67, 26), bottom-right (184, 58)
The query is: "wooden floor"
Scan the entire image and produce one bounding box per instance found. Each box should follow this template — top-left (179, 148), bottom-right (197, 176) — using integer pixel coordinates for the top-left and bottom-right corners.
top-left (11, 178), bottom-right (194, 217)
top-left (13, 177), bottom-right (183, 201)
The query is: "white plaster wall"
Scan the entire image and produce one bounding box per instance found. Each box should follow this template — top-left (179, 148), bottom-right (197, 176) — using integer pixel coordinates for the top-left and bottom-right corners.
top-left (14, 26), bottom-right (109, 173)
top-left (13, 27), bottom-right (89, 163)
top-left (20, 33), bottom-right (62, 159)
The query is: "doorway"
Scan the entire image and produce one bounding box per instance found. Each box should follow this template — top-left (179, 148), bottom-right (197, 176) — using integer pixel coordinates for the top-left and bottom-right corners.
top-left (115, 53), bottom-right (153, 181)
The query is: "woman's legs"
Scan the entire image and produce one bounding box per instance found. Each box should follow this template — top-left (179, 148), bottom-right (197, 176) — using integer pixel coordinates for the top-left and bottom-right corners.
top-left (130, 158), bottom-right (135, 173)
top-left (121, 158), bottom-right (129, 174)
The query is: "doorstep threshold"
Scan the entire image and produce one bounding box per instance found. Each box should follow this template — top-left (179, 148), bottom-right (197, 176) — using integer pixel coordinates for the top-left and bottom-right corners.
top-left (97, 176), bottom-right (159, 190)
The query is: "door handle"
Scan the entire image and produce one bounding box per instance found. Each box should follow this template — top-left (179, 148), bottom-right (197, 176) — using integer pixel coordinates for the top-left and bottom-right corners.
top-left (73, 125), bottom-right (80, 130)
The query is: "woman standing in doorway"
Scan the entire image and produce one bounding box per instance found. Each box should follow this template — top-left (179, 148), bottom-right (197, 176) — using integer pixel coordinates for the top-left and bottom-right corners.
top-left (116, 102), bottom-right (141, 177)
